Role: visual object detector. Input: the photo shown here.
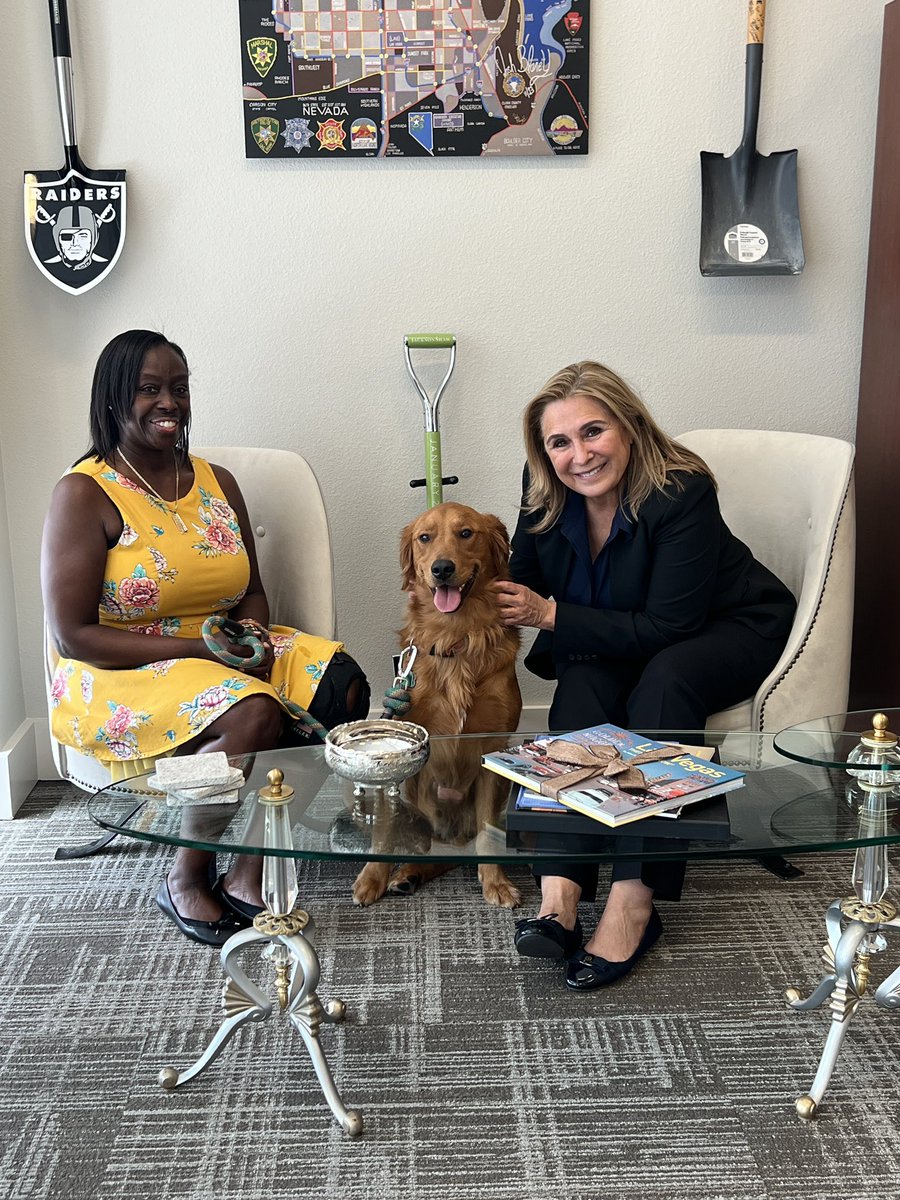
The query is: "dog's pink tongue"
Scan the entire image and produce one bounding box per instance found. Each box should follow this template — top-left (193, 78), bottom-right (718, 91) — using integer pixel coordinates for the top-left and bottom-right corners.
top-left (434, 585), bottom-right (462, 613)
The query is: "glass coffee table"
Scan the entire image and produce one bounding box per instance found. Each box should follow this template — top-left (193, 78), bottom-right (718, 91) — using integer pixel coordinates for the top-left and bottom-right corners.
top-left (87, 724), bottom-right (900, 1133)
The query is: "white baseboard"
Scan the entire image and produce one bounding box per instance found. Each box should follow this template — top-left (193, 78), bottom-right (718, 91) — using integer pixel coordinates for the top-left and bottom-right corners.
top-left (518, 704), bottom-right (551, 733)
top-left (0, 720), bottom-right (39, 820)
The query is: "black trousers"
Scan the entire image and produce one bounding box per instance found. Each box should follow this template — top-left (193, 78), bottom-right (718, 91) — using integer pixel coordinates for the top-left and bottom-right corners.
top-left (535, 621), bottom-right (787, 902)
top-left (280, 651), bottom-right (370, 745)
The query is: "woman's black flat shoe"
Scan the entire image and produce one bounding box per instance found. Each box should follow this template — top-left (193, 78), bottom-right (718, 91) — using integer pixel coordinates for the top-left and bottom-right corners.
top-left (514, 913), bottom-right (583, 960)
top-left (565, 906), bottom-right (663, 990)
top-left (155, 877), bottom-right (247, 946)
top-left (214, 873), bottom-right (265, 921)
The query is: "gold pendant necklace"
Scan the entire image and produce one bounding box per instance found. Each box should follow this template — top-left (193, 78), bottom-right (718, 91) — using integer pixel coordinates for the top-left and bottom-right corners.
top-left (115, 449), bottom-right (189, 533)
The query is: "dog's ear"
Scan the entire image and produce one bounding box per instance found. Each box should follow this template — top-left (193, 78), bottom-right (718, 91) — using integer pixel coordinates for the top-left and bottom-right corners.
top-left (483, 513), bottom-right (511, 577)
top-left (399, 519), bottom-right (418, 590)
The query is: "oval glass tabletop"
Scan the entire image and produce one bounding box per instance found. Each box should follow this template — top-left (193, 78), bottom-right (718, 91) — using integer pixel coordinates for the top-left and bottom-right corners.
top-left (774, 708), bottom-right (900, 771)
top-left (86, 730), bottom-right (900, 863)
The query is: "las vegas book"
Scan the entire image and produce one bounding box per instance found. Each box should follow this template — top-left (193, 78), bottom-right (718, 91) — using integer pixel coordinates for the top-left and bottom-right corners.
top-left (505, 784), bottom-right (732, 842)
top-left (483, 723), bottom-right (744, 829)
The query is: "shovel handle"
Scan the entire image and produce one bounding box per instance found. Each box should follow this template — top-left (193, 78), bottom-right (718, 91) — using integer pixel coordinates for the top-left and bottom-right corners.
top-left (48, 0), bottom-right (72, 58)
top-left (738, 1), bottom-right (766, 155)
top-left (747, 0), bottom-right (765, 45)
top-left (405, 334), bottom-right (456, 349)
top-left (424, 431), bottom-right (444, 507)
top-left (47, 0), bottom-right (80, 160)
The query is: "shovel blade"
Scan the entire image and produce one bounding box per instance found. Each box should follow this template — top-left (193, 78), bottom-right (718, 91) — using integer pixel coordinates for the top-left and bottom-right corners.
top-left (24, 164), bottom-right (126, 295)
top-left (699, 148), bottom-right (803, 276)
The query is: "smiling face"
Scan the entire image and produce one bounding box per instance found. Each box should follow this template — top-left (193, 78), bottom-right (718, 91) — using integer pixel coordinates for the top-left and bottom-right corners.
top-left (118, 343), bottom-right (191, 457)
top-left (540, 394), bottom-right (632, 508)
top-left (400, 502), bottom-right (510, 615)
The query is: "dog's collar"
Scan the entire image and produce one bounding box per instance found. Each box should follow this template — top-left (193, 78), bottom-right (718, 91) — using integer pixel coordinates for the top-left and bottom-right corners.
top-left (429, 637), bottom-right (469, 658)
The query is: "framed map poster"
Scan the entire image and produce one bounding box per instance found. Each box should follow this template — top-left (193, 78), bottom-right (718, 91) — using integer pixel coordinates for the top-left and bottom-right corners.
top-left (241, 0), bottom-right (588, 158)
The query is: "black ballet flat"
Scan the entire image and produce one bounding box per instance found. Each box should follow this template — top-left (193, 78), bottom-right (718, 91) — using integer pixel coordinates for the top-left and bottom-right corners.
top-left (155, 876), bottom-right (247, 946)
top-left (213, 873), bottom-right (265, 921)
top-left (514, 913), bottom-right (584, 960)
top-left (565, 906), bottom-right (663, 990)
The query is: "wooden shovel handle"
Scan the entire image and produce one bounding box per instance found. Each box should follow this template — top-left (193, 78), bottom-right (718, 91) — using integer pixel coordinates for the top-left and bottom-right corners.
top-left (747, 0), bottom-right (766, 45)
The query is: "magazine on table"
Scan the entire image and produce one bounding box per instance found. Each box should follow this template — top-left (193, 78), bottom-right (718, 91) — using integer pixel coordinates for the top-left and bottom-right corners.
top-left (506, 784), bottom-right (733, 841)
top-left (483, 723), bottom-right (744, 829)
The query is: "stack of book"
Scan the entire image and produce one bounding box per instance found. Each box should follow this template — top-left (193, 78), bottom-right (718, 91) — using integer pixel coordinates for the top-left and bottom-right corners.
top-left (482, 723), bottom-right (742, 839)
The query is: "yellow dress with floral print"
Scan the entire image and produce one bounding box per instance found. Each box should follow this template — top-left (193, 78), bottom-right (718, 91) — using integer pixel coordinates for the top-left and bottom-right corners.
top-left (49, 455), bottom-right (342, 764)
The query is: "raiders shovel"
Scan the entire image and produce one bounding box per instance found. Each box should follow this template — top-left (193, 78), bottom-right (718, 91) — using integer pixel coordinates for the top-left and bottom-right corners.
top-left (24, 0), bottom-right (126, 295)
top-left (700, 0), bottom-right (803, 276)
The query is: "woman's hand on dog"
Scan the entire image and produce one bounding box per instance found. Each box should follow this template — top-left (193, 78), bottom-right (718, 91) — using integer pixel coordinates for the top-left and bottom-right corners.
top-left (492, 581), bottom-right (557, 631)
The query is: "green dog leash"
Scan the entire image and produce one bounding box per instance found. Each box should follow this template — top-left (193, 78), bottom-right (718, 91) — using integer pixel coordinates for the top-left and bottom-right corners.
top-left (201, 614), bottom-right (328, 741)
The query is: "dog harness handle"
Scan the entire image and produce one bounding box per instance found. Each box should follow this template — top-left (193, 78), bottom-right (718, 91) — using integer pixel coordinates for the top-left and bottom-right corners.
top-left (381, 644), bottom-right (417, 719)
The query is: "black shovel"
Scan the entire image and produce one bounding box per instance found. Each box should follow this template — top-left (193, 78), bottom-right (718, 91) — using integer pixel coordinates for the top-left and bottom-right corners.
top-left (24, 0), bottom-right (126, 295)
top-left (700, 0), bottom-right (803, 276)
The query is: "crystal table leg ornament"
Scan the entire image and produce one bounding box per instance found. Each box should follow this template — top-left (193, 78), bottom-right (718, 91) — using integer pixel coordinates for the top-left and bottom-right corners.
top-left (157, 768), bottom-right (363, 1137)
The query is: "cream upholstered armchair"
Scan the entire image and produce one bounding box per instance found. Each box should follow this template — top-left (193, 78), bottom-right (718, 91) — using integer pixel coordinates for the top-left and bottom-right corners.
top-left (677, 429), bottom-right (855, 734)
top-left (45, 446), bottom-right (336, 807)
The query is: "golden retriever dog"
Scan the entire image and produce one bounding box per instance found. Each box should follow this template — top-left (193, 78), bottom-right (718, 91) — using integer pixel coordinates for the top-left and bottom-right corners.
top-left (352, 502), bottom-right (522, 909)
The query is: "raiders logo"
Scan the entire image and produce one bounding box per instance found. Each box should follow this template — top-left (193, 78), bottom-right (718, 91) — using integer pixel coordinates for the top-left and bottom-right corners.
top-left (24, 168), bottom-right (126, 295)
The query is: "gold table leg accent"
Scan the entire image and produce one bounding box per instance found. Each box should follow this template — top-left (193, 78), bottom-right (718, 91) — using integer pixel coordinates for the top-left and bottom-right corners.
top-left (839, 898), bottom-right (897, 924)
top-left (254, 910), bottom-right (310, 1011)
top-left (855, 950), bottom-right (872, 998)
top-left (275, 959), bottom-right (290, 1011)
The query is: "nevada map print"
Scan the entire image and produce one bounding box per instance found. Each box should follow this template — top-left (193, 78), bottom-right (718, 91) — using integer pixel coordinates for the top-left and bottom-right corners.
top-left (241, 0), bottom-right (588, 157)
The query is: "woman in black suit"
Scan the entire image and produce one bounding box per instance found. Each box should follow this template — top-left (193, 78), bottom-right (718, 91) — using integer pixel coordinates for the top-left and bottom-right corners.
top-left (493, 361), bottom-right (795, 990)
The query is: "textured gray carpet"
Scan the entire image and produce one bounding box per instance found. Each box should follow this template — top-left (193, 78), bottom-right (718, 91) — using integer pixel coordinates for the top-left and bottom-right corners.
top-left (3, 781), bottom-right (900, 1200)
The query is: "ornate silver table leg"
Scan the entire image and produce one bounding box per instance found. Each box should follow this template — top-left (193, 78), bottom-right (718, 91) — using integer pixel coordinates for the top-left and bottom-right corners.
top-left (158, 769), bottom-right (364, 1137)
top-left (786, 733), bottom-right (900, 1119)
top-left (786, 900), bottom-right (896, 1118)
top-left (159, 925), bottom-right (272, 1089)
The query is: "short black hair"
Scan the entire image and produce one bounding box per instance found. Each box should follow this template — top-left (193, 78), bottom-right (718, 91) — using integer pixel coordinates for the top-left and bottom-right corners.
top-left (82, 329), bottom-right (191, 464)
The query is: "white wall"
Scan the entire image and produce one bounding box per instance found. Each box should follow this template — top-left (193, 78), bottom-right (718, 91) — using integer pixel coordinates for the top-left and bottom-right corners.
top-left (0, 0), bottom-right (885, 770)
top-left (0, 445), bottom-right (26, 743)
top-left (0, 430), bottom-right (37, 815)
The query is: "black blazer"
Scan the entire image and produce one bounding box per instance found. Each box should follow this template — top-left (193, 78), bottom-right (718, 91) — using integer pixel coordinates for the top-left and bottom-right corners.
top-left (509, 471), bottom-right (797, 680)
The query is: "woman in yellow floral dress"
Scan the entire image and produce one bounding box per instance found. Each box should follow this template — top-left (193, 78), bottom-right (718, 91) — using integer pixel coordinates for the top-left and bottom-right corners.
top-left (42, 330), bottom-right (369, 944)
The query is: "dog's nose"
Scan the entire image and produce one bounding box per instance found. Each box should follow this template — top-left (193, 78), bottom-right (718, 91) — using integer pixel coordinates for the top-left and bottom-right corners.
top-left (431, 559), bottom-right (456, 583)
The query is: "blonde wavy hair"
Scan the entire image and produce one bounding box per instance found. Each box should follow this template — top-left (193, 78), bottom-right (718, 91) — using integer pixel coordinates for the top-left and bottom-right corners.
top-left (522, 361), bottom-right (714, 533)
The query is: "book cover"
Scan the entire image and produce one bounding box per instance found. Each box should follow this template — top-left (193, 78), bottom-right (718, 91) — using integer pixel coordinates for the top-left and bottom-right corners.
top-left (483, 723), bottom-right (744, 828)
top-left (506, 784), bottom-right (733, 842)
